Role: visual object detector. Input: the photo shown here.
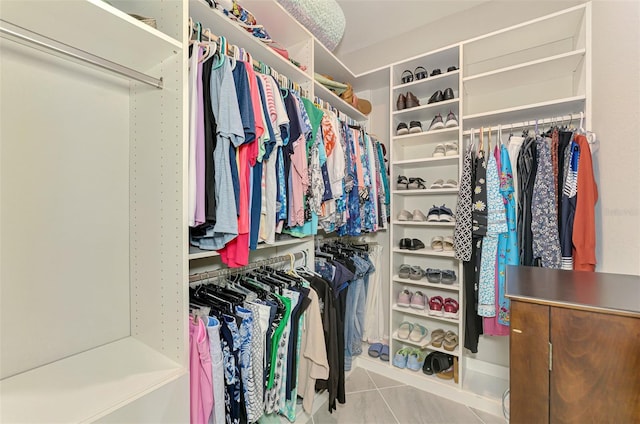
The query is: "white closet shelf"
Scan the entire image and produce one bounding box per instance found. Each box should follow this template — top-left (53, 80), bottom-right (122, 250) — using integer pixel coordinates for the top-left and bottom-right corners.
top-left (392, 127), bottom-right (459, 146)
top-left (393, 155), bottom-right (459, 166)
top-left (0, 0), bottom-right (181, 73)
top-left (189, 236), bottom-right (312, 260)
top-left (393, 70), bottom-right (459, 98)
top-left (391, 221), bottom-right (456, 227)
top-left (393, 304), bottom-right (459, 324)
top-left (392, 364), bottom-right (459, 387)
top-left (392, 275), bottom-right (460, 291)
top-left (463, 4), bottom-right (586, 73)
top-left (314, 81), bottom-right (367, 121)
top-left (393, 98), bottom-right (459, 118)
top-left (190, 0), bottom-right (312, 86)
top-left (463, 49), bottom-right (586, 96)
top-left (463, 95), bottom-right (586, 129)
top-left (392, 332), bottom-right (461, 356)
top-left (241, 0), bottom-right (311, 47)
top-left (0, 337), bottom-right (185, 423)
top-left (392, 188), bottom-right (459, 196)
top-left (313, 39), bottom-right (357, 84)
top-left (393, 248), bottom-right (455, 258)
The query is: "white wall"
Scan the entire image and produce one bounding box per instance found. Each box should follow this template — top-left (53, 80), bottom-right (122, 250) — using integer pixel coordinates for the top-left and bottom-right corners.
top-left (591, 0), bottom-right (640, 276)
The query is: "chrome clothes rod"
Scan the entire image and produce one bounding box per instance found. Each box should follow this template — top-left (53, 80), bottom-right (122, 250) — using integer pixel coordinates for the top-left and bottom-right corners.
top-left (463, 113), bottom-right (584, 135)
top-left (189, 251), bottom-right (305, 287)
top-left (0, 20), bottom-right (163, 89)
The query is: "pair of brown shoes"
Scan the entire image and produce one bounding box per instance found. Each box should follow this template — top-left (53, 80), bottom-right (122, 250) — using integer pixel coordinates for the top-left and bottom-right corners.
top-left (397, 92), bottom-right (420, 110)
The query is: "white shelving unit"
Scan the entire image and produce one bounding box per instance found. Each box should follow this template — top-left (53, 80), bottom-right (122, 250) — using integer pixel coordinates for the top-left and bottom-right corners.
top-left (388, 42), bottom-right (465, 394)
top-left (0, 0), bottom-right (188, 422)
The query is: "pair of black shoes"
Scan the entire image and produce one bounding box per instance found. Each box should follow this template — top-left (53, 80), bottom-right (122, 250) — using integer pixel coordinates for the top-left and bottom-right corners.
top-left (396, 121), bottom-right (422, 135)
top-left (428, 88), bottom-right (455, 104)
top-left (399, 238), bottom-right (425, 250)
top-left (422, 351), bottom-right (454, 375)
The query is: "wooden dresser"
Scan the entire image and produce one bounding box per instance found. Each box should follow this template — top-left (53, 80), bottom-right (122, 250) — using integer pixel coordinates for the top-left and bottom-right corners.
top-left (506, 266), bottom-right (640, 424)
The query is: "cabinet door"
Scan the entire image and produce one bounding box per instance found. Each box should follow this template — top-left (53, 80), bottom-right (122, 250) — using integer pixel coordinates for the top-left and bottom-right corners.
top-left (550, 308), bottom-right (640, 423)
top-left (510, 301), bottom-right (550, 424)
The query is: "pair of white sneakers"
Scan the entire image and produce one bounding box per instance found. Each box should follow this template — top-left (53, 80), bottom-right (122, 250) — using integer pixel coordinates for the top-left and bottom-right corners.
top-left (432, 142), bottom-right (458, 157)
top-left (397, 209), bottom-right (428, 221)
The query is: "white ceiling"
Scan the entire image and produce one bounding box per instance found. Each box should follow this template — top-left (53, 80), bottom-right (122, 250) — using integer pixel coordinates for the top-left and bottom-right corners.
top-left (333, 0), bottom-right (490, 56)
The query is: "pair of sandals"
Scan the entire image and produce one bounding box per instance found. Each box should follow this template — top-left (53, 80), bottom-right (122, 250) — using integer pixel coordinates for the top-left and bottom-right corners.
top-left (368, 343), bottom-right (390, 361)
top-left (431, 236), bottom-right (454, 252)
top-left (400, 66), bottom-right (429, 84)
top-left (429, 297), bottom-right (460, 319)
top-left (432, 142), bottom-right (459, 157)
top-left (430, 329), bottom-right (459, 352)
top-left (425, 268), bottom-right (457, 284)
top-left (399, 264), bottom-right (425, 280)
top-left (430, 179), bottom-right (458, 189)
top-left (427, 205), bottom-right (454, 222)
top-left (397, 322), bottom-right (428, 343)
top-left (397, 175), bottom-right (427, 190)
top-left (422, 350), bottom-right (458, 382)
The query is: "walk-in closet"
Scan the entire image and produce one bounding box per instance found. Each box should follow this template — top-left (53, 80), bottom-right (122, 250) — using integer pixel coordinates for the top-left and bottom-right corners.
top-left (1, 0), bottom-right (638, 423)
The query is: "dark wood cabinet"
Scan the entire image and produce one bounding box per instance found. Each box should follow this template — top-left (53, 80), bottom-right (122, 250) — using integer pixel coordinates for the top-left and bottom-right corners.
top-left (507, 267), bottom-right (640, 424)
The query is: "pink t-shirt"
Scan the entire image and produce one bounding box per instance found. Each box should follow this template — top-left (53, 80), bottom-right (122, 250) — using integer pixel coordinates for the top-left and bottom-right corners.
top-left (190, 316), bottom-right (213, 423)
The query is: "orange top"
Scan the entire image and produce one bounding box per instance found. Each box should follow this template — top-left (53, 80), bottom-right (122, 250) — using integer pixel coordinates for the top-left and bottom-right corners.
top-left (572, 134), bottom-right (598, 271)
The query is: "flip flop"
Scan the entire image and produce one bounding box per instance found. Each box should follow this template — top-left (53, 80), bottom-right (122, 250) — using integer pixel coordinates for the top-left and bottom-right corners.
top-left (443, 236), bottom-right (454, 251)
top-left (379, 344), bottom-right (390, 361)
top-left (368, 343), bottom-right (383, 357)
top-left (425, 268), bottom-right (442, 283)
top-left (409, 323), bottom-right (428, 343)
top-left (443, 331), bottom-right (459, 351)
top-left (399, 264), bottom-right (411, 279)
top-left (397, 321), bottom-right (414, 339)
top-left (442, 179), bottom-right (458, 188)
top-left (409, 266), bottom-right (424, 280)
top-left (430, 179), bottom-right (444, 189)
top-left (430, 328), bottom-right (445, 348)
top-left (431, 236), bottom-right (444, 252)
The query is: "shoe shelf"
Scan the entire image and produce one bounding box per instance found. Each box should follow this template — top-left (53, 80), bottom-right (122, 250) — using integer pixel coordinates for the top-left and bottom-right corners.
top-left (391, 221), bottom-right (455, 227)
top-left (392, 275), bottom-right (460, 291)
top-left (393, 126), bottom-right (459, 143)
top-left (392, 304), bottom-right (459, 324)
top-left (392, 155), bottom-right (459, 166)
top-left (392, 248), bottom-right (456, 258)
top-left (392, 188), bottom-right (459, 196)
top-left (462, 95), bottom-right (586, 129)
top-left (392, 363), bottom-right (460, 388)
top-left (463, 49), bottom-right (586, 96)
top-left (393, 70), bottom-right (460, 98)
top-left (393, 98), bottom-right (459, 118)
top-left (392, 333), bottom-right (460, 357)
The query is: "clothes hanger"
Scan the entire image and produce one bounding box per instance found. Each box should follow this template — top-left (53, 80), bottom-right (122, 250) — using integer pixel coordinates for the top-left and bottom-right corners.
top-left (479, 126), bottom-right (484, 155)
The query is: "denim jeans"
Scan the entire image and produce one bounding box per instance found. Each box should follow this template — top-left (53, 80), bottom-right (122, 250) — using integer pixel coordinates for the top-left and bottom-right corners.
top-left (344, 255), bottom-right (373, 371)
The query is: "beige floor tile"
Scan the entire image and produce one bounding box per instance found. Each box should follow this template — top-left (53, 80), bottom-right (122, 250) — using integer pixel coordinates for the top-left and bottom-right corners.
top-left (345, 367), bottom-right (377, 393)
top-left (366, 370), bottom-right (406, 390)
top-left (379, 385), bottom-right (483, 424)
top-left (470, 407), bottom-right (507, 424)
top-left (313, 390), bottom-right (398, 424)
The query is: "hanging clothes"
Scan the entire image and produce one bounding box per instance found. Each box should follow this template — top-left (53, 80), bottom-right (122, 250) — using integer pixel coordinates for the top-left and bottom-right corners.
top-left (572, 134), bottom-right (598, 271)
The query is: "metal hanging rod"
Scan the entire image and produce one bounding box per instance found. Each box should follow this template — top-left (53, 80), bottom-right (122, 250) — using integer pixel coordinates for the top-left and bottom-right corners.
top-left (0, 20), bottom-right (164, 89)
top-left (463, 113), bottom-right (584, 135)
top-left (189, 251), bottom-right (305, 287)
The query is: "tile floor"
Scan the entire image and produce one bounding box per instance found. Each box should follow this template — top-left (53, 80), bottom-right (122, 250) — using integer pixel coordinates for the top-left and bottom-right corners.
top-left (309, 367), bottom-right (507, 424)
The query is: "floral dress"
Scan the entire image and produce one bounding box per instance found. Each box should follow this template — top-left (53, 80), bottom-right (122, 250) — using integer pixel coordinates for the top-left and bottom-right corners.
top-left (478, 152), bottom-right (508, 317)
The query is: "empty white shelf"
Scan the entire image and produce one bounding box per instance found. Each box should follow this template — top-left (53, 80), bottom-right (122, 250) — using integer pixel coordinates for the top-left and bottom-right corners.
top-left (463, 49), bottom-right (586, 96)
top-left (0, 0), bottom-right (181, 73)
top-left (0, 337), bottom-right (185, 423)
top-left (463, 95), bottom-right (586, 129)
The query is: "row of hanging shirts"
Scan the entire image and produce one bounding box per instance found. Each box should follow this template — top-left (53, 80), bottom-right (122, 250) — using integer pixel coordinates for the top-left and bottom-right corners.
top-left (454, 111), bottom-right (598, 351)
